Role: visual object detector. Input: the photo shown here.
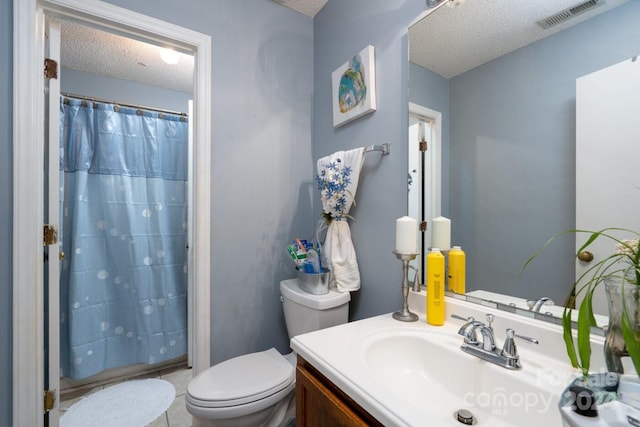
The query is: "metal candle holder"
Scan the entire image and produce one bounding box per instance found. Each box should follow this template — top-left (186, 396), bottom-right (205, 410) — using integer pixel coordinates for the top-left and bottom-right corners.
top-left (392, 250), bottom-right (419, 322)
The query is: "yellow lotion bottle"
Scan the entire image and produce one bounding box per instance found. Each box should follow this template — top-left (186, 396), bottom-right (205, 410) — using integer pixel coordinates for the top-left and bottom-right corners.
top-left (448, 246), bottom-right (466, 294)
top-left (426, 248), bottom-right (445, 326)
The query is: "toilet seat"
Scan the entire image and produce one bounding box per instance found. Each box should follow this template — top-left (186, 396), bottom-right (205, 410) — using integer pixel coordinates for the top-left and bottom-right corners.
top-left (186, 348), bottom-right (294, 409)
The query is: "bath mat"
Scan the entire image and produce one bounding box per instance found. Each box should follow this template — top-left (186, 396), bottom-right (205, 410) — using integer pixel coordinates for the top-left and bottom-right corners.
top-left (61, 378), bottom-right (175, 427)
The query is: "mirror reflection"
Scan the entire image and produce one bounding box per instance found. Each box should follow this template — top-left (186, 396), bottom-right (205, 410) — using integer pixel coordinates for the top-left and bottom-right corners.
top-left (408, 0), bottom-right (639, 327)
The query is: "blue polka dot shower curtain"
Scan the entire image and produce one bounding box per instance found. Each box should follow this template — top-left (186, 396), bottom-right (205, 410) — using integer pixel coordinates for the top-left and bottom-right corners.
top-left (59, 98), bottom-right (188, 379)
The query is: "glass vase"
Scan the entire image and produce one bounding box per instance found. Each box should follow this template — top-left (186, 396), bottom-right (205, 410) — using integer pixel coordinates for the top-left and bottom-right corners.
top-left (604, 278), bottom-right (640, 373)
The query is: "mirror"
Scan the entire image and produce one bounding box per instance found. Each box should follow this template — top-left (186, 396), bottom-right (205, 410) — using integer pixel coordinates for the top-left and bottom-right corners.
top-left (408, 0), bottom-right (638, 329)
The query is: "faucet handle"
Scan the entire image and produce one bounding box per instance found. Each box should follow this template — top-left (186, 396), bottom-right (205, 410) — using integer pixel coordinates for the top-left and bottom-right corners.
top-left (451, 314), bottom-right (473, 322)
top-left (501, 328), bottom-right (539, 360)
top-left (501, 329), bottom-right (518, 359)
top-left (513, 331), bottom-right (539, 345)
top-left (486, 313), bottom-right (495, 332)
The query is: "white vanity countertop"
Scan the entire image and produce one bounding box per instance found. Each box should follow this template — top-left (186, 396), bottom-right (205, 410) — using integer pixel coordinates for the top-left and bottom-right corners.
top-left (291, 291), bottom-right (598, 427)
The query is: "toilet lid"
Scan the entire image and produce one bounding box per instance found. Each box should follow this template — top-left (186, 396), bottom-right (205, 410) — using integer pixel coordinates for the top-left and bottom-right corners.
top-left (187, 348), bottom-right (294, 408)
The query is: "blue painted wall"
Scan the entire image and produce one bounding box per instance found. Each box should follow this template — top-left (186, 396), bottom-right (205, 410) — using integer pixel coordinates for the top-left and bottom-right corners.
top-left (97, 0), bottom-right (315, 362)
top-left (312, 1), bottom-right (426, 320)
top-left (61, 68), bottom-right (191, 113)
top-left (448, 2), bottom-right (640, 303)
top-left (0, 0), bottom-right (13, 424)
top-left (8, 1), bottom-right (635, 424)
top-left (2, 1), bottom-right (312, 423)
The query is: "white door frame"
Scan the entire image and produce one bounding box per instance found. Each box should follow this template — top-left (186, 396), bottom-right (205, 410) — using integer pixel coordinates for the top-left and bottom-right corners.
top-left (408, 101), bottom-right (442, 250)
top-left (45, 18), bottom-right (62, 425)
top-left (409, 102), bottom-right (442, 221)
top-left (13, 1), bottom-right (212, 425)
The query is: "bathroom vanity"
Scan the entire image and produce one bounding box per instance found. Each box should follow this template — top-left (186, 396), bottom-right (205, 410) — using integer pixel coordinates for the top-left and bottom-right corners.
top-left (295, 356), bottom-right (382, 426)
top-left (291, 291), bottom-right (607, 426)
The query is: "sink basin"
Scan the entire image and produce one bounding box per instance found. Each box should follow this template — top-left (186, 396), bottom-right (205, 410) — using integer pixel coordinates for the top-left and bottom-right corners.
top-left (360, 328), bottom-right (570, 427)
top-left (291, 300), bottom-right (594, 427)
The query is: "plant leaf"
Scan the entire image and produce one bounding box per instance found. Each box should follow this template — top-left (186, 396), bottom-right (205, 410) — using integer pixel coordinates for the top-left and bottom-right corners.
top-left (577, 292), bottom-right (594, 378)
top-left (518, 225), bottom-right (640, 379)
top-left (562, 307), bottom-right (580, 370)
top-left (577, 231), bottom-right (602, 254)
top-left (517, 230), bottom-right (575, 280)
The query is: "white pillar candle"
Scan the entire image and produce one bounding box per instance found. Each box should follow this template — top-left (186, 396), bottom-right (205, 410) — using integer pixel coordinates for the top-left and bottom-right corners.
top-left (431, 216), bottom-right (451, 251)
top-left (396, 216), bottom-right (417, 254)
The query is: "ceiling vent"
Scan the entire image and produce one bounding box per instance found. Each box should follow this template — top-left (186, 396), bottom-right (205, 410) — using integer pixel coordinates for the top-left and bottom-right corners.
top-left (537, 0), bottom-right (603, 29)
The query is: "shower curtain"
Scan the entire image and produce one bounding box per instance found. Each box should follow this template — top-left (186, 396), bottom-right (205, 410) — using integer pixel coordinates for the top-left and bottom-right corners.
top-left (59, 97), bottom-right (188, 379)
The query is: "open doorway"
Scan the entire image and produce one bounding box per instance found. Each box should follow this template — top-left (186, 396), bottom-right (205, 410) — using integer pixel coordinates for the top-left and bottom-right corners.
top-left (408, 102), bottom-right (442, 284)
top-left (54, 17), bottom-right (194, 399)
top-left (13, 1), bottom-right (211, 426)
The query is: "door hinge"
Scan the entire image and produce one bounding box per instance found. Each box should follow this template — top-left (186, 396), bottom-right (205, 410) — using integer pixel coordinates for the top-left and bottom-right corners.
top-left (44, 58), bottom-right (58, 80)
top-left (43, 224), bottom-right (58, 246)
top-left (44, 389), bottom-right (56, 413)
top-left (419, 141), bottom-right (428, 152)
top-left (419, 221), bottom-right (427, 232)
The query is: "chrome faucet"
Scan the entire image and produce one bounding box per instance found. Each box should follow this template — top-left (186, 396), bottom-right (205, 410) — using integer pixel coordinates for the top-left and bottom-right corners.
top-left (527, 297), bottom-right (554, 312)
top-left (457, 317), bottom-right (485, 345)
top-left (452, 314), bottom-right (538, 370)
top-left (474, 324), bottom-right (496, 352)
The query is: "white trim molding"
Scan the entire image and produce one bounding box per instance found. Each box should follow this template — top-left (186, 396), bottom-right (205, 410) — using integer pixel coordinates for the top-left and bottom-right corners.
top-left (409, 102), bottom-right (442, 218)
top-left (13, 1), bottom-right (212, 425)
top-left (13, 1), bottom-right (45, 426)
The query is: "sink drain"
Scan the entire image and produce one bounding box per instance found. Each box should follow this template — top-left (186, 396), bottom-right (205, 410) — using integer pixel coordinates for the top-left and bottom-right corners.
top-left (454, 408), bottom-right (476, 425)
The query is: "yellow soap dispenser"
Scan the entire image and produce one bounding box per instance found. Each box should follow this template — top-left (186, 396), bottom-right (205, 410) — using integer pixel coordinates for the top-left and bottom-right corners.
top-left (426, 248), bottom-right (445, 326)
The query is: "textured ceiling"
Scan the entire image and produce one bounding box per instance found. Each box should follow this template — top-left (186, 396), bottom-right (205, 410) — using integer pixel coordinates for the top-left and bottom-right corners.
top-left (59, 1), bottom-right (626, 93)
top-left (273, 0), bottom-right (329, 17)
top-left (57, 1), bottom-right (329, 94)
top-left (60, 19), bottom-right (194, 94)
top-left (410, 0), bottom-right (630, 78)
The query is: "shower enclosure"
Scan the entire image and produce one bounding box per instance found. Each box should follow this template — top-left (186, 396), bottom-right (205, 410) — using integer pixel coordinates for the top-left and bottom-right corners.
top-left (59, 96), bottom-right (189, 380)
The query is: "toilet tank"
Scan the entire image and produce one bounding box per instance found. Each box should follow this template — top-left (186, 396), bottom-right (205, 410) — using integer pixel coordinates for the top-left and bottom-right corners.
top-left (280, 278), bottom-right (350, 340)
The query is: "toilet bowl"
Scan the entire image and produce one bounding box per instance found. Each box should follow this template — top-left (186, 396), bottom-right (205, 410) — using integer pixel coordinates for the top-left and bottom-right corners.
top-left (185, 278), bottom-right (350, 427)
top-left (185, 349), bottom-right (296, 427)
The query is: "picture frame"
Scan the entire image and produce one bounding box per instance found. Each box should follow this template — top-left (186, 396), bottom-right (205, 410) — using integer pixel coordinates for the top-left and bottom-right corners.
top-left (332, 45), bottom-right (376, 127)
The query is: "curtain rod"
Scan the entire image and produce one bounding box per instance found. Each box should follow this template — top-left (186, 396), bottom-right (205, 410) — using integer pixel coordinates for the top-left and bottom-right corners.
top-left (61, 92), bottom-right (188, 117)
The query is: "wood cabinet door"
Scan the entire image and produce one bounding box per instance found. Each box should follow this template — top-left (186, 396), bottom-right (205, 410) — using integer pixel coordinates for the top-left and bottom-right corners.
top-left (296, 360), bottom-right (383, 427)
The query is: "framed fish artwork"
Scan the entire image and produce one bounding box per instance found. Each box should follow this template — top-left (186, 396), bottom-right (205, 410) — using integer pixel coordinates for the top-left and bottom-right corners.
top-left (331, 45), bottom-right (376, 127)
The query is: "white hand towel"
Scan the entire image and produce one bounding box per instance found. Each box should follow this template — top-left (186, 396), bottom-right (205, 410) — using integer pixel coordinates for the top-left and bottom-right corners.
top-left (316, 147), bottom-right (365, 292)
top-left (323, 221), bottom-right (360, 292)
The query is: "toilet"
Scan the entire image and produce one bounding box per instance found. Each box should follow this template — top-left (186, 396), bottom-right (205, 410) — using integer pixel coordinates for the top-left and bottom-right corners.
top-left (185, 278), bottom-right (351, 427)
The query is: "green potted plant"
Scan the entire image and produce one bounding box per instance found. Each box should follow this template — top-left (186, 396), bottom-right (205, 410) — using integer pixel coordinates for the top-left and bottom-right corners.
top-left (523, 227), bottom-right (640, 379)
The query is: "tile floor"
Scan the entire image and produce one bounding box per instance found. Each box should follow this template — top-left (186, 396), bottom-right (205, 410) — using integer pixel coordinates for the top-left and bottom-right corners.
top-left (60, 366), bottom-right (194, 427)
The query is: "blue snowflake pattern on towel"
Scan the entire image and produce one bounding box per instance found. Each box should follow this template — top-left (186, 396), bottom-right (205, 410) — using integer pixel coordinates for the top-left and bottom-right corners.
top-left (316, 157), bottom-right (354, 221)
